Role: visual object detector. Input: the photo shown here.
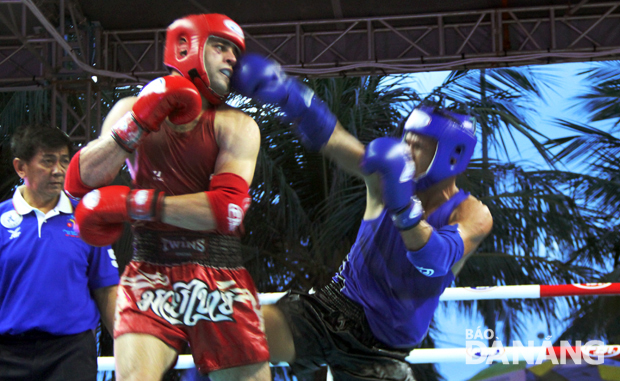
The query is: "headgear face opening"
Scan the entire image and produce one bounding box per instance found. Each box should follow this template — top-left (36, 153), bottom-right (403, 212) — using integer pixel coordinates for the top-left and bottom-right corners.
top-left (164, 14), bottom-right (246, 106)
top-left (403, 106), bottom-right (477, 191)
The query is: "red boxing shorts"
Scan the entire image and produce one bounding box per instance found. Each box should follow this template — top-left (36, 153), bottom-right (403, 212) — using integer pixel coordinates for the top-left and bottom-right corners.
top-left (114, 229), bottom-right (269, 373)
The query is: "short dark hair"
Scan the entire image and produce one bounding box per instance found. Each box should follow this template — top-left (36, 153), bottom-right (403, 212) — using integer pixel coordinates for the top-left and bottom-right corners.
top-left (10, 124), bottom-right (72, 162)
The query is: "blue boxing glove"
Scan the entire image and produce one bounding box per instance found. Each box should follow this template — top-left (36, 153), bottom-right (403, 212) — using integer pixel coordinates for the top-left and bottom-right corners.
top-left (360, 137), bottom-right (423, 230)
top-left (231, 53), bottom-right (337, 151)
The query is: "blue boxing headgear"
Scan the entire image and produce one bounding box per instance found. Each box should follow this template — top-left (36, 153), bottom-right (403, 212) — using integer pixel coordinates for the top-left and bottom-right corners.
top-left (403, 106), bottom-right (477, 191)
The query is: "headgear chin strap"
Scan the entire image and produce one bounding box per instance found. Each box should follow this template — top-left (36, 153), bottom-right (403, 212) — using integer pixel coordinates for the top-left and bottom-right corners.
top-left (164, 14), bottom-right (246, 106)
top-left (403, 106), bottom-right (477, 191)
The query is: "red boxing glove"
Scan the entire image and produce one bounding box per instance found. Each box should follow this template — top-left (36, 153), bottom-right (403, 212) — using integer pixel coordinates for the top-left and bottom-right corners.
top-left (75, 186), bottom-right (165, 246)
top-left (111, 75), bottom-right (202, 152)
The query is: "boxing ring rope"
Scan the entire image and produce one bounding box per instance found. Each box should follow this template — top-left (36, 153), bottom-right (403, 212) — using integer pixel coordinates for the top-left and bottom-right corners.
top-left (404, 345), bottom-right (620, 364)
top-left (96, 282), bottom-right (620, 371)
top-left (258, 282), bottom-right (620, 304)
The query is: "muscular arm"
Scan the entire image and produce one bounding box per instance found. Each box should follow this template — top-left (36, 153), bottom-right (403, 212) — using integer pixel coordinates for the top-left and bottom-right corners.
top-left (401, 196), bottom-right (493, 276)
top-left (232, 54), bottom-right (385, 218)
top-left (92, 285), bottom-right (117, 336)
top-left (448, 197), bottom-right (493, 274)
top-left (79, 97), bottom-right (137, 187)
top-left (320, 122), bottom-right (365, 177)
top-left (76, 76), bottom-right (203, 191)
top-left (161, 107), bottom-right (260, 231)
top-left (320, 123), bottom-right (386, 219)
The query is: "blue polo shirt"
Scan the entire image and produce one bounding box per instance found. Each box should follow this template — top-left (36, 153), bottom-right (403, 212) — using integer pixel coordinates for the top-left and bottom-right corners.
top-left (0, 187), bottom-right (120, 335)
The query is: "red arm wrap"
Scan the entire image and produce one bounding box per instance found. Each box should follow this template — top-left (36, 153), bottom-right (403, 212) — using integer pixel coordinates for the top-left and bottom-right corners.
top-left (205, 173), bottom-right (251, 234)
top-left (64, 149), bottom-right (94, 200)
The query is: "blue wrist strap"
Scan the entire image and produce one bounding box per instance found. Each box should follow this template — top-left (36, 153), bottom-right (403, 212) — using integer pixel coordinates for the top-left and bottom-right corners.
top-left (297, 101), bottom-right (337, 151)
top-left (390, 196), bottom-right (423, 230)
top-left (282, 81), bottom-right (337, 152)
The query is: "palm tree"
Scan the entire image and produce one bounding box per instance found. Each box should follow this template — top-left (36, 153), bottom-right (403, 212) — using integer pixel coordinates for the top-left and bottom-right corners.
top-left (237, 76), bottom-right (447, 379)
top-left (239, 66), bottom-right (608, 379)
top-left (239, 75), bottom-right (420, 292)
top-left (2, 64), bottom-right (612, 380)
top-left (543, 61), bottom-right (620, 346)
top-left (429, 67), bottom-right (598, 345)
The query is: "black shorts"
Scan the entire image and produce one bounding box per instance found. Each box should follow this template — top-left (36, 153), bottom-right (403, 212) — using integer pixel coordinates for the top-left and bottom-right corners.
top-left (276, 281), bottom-right (415, 381)
top-left (0, 330), bottom-right (97, 381)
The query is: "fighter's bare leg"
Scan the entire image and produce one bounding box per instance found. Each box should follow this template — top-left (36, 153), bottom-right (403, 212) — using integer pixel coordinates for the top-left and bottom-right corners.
top-left (206, 304), bottom-right (289, 380)
top-left (263, 304), bottom-right (296, 363)
top-left (114, 333), bottom-right (178, 381)
top-left (209, 361), bottom-right (271, 381)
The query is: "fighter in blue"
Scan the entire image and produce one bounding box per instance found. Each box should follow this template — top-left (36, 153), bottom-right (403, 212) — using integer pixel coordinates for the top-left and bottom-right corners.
top-left (232, 54), bottom-right (494, 381)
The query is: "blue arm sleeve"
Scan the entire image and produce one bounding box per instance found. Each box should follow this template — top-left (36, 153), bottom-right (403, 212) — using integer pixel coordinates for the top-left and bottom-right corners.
top-left (406, 224), bottom-right (464, 277)
top-left (87, 245), bottom-right (120, 289)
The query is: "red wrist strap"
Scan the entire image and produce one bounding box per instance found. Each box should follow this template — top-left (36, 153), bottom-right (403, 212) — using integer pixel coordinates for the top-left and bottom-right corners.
top-left (127, 189), bottom-right (165, 221)
top-left (110, 111), bottom-right (148, 153)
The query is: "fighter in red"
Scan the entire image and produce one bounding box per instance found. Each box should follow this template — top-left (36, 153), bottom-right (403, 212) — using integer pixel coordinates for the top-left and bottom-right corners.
top-left (64, 14), bottom-right (270, 381)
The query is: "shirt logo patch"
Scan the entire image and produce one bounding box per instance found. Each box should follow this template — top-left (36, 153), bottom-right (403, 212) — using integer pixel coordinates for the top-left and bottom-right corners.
top-left (1, 210), bottom-right (23, 229)
top-left (64, 216), bottom-right (80, 238)
top-left (8, 227), bottom-right (21, 240)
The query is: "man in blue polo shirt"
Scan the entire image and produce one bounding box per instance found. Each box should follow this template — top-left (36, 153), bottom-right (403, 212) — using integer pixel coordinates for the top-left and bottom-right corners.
top-left (0, 124), bottom-right (119, 380)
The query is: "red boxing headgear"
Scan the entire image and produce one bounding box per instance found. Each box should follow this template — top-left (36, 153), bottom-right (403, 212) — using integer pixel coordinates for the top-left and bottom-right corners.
top-left (164, 14), bottom-right (246, 105)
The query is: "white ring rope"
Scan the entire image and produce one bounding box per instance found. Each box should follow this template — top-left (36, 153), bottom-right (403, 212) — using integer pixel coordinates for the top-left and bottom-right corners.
top-left (96, 282), bottom-right (620, 371)
top-left (96, 345), bottom-right (620, 371)
top-left (258, 282), bottom-right (620, 304)
top-left (405, 345), bottom-right (620, 364)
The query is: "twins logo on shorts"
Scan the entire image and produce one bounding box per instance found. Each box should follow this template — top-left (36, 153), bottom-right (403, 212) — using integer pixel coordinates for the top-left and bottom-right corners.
top-left (135, 278), bottom-right (258, 326)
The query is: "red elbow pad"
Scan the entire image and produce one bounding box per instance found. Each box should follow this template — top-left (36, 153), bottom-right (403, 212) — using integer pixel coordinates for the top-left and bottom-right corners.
top-left (64, 149), bottom-right (94, 200)
top-left (205, 173), bottom-right (251, 234)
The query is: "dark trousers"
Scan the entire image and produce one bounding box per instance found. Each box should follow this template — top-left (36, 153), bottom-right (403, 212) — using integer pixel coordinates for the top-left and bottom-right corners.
top-left (0, 330), bottom-right (97, 381)
top-left (277, 281), bottom-right (416, 381)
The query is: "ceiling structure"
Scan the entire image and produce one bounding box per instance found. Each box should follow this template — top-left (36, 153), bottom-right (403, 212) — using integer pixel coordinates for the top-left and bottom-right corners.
top-left (1, 0), bottom-right (620, 141)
